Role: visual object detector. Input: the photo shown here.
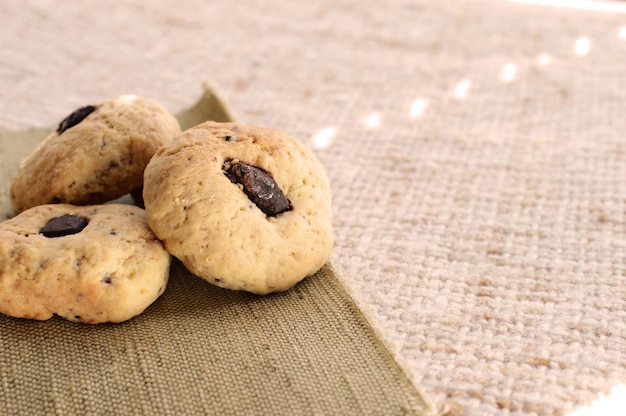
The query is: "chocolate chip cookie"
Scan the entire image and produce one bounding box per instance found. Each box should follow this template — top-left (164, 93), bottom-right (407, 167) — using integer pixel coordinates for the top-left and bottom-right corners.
top-left (9, 95), bottom-right (181, 213)
top-left (0, 204), bottom-right (170, 323)
top-left (143, 122), bottom-right (333, 295)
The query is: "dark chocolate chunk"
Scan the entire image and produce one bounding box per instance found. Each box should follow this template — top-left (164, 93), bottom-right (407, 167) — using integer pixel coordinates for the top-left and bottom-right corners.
top-left (40, 214), bottom-right (89, 238)
top-left (56, 105), bottom-right (96, 134)
top-left (224, 161), bottom-right (291, 217)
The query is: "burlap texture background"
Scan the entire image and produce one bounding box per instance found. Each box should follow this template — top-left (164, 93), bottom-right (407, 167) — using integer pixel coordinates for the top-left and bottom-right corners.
top-left (2, 1), bottom-right (626, 414)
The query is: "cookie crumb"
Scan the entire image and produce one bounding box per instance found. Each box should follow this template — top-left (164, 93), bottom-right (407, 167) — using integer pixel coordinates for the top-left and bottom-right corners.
top-left (441, 400), bottom-right (464, 416)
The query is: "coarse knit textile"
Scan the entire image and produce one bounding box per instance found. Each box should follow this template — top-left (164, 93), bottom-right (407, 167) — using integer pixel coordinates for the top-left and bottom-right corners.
top-left (1, 1), bottom-right (626, 415)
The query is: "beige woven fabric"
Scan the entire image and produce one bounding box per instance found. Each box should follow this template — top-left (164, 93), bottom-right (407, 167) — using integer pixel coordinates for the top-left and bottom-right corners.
top-left (2, 0), bottom-right (626, 414)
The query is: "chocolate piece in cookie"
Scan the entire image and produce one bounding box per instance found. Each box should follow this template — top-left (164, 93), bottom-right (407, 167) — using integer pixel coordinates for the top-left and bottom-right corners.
top-left (9, 95), bottom-right (181, 213)
top-left (56, 105), bottom-right (96, 134)
top-left (40, 214), bottom-right (89, 238)
top-left (224, 160), bottom-right (292, 217)
top-left (0, 204), bottom-right (170, 323)
top-left (143, 121), bottom-right (333, 295)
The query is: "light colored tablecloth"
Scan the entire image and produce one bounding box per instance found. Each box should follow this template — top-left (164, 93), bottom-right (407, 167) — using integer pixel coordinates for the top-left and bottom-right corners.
top-left (2, 1), bottom-right (626, 414)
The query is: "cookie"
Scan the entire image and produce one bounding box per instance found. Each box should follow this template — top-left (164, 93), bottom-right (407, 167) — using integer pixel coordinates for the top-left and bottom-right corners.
top-left (0, 204), bottom-right (170, 323)
top-left (9, 95), bottom-right (181, 214)
top-left (143, 122), bottom-right (333, 295)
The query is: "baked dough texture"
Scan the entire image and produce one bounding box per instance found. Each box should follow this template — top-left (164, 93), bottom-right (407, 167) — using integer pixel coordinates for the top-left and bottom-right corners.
top-left (10, 95), bottom-right (181, 213)
top-left (143, 122), bottom-right (333, 295)
top-left (0, 204), bottom-right (170, 323)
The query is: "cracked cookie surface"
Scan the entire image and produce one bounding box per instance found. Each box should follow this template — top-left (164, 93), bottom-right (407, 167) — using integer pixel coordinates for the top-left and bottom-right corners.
top-left (0, 204), bottom-right (170, 323)
top-left (143, 121), bottom-right (333, 295)
top-left (10, 95), bottom-right (181, 213)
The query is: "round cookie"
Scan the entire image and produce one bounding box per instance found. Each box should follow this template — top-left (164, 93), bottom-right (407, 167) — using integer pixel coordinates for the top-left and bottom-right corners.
top-left (10, 95), bottom-right (181, 213)
top-left (143, 121), bottom-right (333, 295)
top-left (0, 204), bottom-right (170, 323)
